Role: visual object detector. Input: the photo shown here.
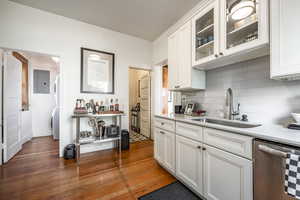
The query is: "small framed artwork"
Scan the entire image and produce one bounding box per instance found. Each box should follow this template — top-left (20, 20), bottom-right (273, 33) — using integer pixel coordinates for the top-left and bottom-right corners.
top-left (184, 103), bottom-right (195, 115)
top-left (81, 48), bottom-right (115, 94)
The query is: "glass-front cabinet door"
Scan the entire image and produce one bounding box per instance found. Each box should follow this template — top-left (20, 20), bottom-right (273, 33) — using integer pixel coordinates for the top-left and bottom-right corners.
top-left (192, 1), bottom-right (219, 67)
top-left (220, 0), bottom-right (268, 55)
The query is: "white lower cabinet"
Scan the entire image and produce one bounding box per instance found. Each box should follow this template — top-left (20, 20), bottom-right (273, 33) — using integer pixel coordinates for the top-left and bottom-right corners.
top-left (176, 135), bottom-right (203, 195)
top-left (203, 144), bottom-right (253, 200)
top-left (154, 128), bottom-right (175, 173)
top-left (154, 118), bottom-right (253, 200)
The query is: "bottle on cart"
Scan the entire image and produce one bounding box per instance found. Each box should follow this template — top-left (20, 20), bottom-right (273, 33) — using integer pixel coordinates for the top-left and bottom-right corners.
top-left (105, 98), bottom-right (109, 111)
top-left (110, 98), bottom-right (114, 111)
top-left (114, 98), bottom-right (119, 111)
top-left (95, 102), bottom-right (100, 114)
top-left (100, 100), bottom-right (104, 112)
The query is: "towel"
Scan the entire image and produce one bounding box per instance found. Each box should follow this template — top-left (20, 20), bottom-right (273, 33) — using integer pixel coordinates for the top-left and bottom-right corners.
top-left (285, 153), bottom-right (300, 199)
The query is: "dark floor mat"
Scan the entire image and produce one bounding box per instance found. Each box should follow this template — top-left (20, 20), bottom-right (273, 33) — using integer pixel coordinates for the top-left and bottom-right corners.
top-left (138, 181), bottom-right (202, 200)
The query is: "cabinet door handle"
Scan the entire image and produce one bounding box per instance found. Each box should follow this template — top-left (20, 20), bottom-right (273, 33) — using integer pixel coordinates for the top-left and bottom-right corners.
top-left (160, 131), bottom-right (165, 135)
top-left (197, 146), bottom-right (202, 149)
top-left (161, 122), bottom-right (165, 126)
top-left (214, 54), bottom-right (219, 58)
top-left (219, 52), bottom-right (224, 56)
top-left (202, 147), bottom-right (206, 151)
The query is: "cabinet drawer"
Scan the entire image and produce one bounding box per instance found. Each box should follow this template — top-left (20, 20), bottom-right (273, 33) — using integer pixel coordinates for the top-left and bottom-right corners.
top-left (176, 122), bottom-right (203, 142)
top-left (154, 117), bottom-right (175, 132)
top-left (203, 128), bottom-right (253, 159)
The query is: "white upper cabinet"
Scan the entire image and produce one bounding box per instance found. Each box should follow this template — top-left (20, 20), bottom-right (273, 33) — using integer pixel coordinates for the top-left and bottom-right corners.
top-left (168, 21), bottom-right (206, 91)
top-left (168, 32), bottom-right (179, 90)
top-left (270, 0), bottom-right (300, 80)
top-left (220, 0), bottom-right (269, 56)
top-left (192, 0), bottom-right (220, 66)
top-left (192, 0), bottom-right (269, 70)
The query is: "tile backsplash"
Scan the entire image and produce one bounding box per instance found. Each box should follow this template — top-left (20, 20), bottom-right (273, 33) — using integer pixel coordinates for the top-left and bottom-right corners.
top-left (182, 56), bottom-right (300, 125)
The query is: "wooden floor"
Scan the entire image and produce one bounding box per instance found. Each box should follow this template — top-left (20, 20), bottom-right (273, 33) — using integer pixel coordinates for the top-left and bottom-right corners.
top-left (0, 137), bottom-right (176, 200)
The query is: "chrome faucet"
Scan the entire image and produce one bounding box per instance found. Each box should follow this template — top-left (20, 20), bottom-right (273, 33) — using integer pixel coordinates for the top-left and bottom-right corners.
top-left (225, 88), bottom-right (240, 120)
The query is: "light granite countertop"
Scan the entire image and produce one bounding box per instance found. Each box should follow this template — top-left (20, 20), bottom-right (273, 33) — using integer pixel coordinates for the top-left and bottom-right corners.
top-left (155, 113), bottom-right (300, 148)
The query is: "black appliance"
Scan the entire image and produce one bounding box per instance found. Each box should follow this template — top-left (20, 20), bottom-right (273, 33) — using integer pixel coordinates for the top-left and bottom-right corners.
top-left (121, 130), bottom-right (130, 150)
top-left (175, 105), bottom-right (183, 114)
top-left (64, 144), bottom-right (76, 160)
top-left (106, 125), bottom-right (120, 138)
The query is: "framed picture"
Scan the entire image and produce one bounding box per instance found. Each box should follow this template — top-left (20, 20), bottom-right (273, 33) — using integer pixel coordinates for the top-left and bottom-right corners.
top-left (80, 48), bottom-right (115, 94)
top-left (184, 103), bottom-right (195, 115)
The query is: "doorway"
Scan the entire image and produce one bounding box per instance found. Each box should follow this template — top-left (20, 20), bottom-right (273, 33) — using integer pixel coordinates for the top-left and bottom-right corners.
top-left (128, 67), bottom-right (151, 143)
top-left (0, 48), bottom-right (61, 164)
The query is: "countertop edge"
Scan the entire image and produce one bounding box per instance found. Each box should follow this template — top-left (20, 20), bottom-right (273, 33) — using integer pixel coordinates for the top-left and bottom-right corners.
top-left (155, 114), bottom-right (300, 148)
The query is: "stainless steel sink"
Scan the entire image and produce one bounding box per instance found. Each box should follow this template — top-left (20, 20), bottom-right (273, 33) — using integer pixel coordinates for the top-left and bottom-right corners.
top-left (191, 118), bottom-right (261, 128)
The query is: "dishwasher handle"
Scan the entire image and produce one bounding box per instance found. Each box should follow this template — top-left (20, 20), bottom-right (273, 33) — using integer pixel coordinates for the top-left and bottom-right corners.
top-left (258, 144), bottom-right (288, 158)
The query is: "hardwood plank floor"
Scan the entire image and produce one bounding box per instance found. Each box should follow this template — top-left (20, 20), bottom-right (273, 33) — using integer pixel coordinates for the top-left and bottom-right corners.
top-left (0, 137), bottom-right (176, 200)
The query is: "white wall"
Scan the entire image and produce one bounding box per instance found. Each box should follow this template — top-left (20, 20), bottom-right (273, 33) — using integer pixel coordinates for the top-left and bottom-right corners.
top-left (183, 56), bottom-right (300, 126)
top-left (21, 110), bottom-right (32, 143)
top-left (152, 0), bottom-right (209, 65)
top-left (29, 56), bottom-right (59, 137)
top-left (0, 0), bottom-right (152, 156)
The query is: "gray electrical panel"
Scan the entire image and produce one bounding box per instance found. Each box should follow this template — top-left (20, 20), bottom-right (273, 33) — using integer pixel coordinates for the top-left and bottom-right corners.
top-left (33, 69), bottom-right (50, 94)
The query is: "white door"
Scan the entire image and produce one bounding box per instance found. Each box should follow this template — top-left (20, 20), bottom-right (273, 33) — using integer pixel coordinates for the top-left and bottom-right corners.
top-left (154, 128), bottom-right (164, 164)
top-left (163, 130), bottom-right (175, 173)
top-left (203, 144), bottom-right (253, 200)
top-left (3, 53), bottom-right (22, 163)
top-left (176, 135), bottom-right (203, 195)
top-left (219, 0), bottom-right (269, 58)
top-left (140, 74), bottom-right (151, 138)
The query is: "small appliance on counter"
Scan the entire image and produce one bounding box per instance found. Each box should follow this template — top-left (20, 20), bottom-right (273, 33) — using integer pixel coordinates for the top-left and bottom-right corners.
top-left (288, 113), bottom-right (300, 130)
top-left (174, 105), bottom-right (183, 114)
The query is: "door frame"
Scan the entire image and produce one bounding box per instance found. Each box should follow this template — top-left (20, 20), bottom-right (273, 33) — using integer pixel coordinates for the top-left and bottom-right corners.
top-left (128, 66), bottom-right (152, 139)
top-left (0, 49), bottom-right (3, 165)
top-left (0, 47), bottom-right (62, 162)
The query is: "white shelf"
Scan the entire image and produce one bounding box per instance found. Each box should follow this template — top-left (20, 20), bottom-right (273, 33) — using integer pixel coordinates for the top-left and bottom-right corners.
top-left (197, 24), bottom-right (214, 35)
top-left (80, 137), bottom-right (120, 145)
top-left (72, 113), bottom-right (125, 118)
top-left (197, 40), bottom-right (214, 50)
top-left (227, 20), bottom-right (258, 36)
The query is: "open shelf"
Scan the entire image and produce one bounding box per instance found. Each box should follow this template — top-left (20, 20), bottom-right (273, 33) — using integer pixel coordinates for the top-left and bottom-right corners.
top-left (227, 20), bottom-right (258, 36)
top-left (197, 24), bottom-right (214, 35)
top-left (197, 40), bottom-right (214, 50)
top-left (80, 136), bottom-right (120, 145)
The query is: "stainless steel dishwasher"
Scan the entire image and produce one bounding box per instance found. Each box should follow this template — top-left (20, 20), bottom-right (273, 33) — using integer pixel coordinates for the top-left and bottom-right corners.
top-left (254, 139), bottom-right (299, 200)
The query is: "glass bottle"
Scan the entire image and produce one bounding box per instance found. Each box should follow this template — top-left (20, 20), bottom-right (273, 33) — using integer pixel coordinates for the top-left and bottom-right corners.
top-left (110, 98), bottom-right (114, 111)
top-left (114, 98), bottom-right (119, 111)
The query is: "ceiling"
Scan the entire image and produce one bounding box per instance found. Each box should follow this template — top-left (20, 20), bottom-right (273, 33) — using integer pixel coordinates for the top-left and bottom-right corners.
top-left (10, 0), bottom-right (201, 41)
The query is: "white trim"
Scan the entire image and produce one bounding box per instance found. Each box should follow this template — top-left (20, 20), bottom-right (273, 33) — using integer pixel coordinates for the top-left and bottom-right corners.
top-left (0, 49), bottom-right (3, 165)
